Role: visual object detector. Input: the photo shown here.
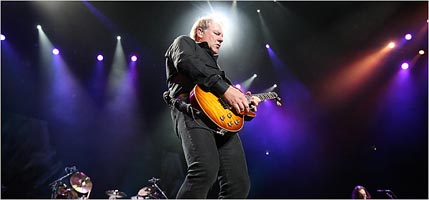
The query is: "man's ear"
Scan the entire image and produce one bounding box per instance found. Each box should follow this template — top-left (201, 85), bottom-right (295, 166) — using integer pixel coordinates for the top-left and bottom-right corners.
top-left (197, 28), bottom-right (204, 38)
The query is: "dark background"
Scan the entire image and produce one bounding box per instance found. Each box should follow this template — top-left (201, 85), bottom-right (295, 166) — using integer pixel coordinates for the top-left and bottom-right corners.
top-left (2, 1), bottom-right (428, 199)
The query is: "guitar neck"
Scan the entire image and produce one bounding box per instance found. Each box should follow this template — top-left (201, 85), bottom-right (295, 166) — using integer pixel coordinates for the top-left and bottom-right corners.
top-left (248, 92), bottom-right (278, 101)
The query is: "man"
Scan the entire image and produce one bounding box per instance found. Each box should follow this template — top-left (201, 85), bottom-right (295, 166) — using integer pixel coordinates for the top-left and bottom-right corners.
top-left (164, 16), bottom-right (261, 198)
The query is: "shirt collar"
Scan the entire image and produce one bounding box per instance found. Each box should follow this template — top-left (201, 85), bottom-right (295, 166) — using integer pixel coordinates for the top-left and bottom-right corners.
top-left (197, 42), bottom-right (219, 60)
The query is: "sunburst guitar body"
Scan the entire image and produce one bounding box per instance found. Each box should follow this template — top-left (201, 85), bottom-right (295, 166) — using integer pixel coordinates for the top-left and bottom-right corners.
top-left (189, 85), bottom-right (282, 134)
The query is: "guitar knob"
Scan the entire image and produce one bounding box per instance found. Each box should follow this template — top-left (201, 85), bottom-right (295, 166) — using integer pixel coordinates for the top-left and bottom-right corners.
top-left (220, 116), bottom-right (225, 121)
top-left (227, 122), bottom-right (233, 127)
top-left (234, 120), bottom-right (240, 125)
top-left (227, 113), bottom-right (232, 118)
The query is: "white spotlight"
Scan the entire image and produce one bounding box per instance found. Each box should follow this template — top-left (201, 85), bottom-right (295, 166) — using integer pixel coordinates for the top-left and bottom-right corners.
top-left (388, 42), bottom-right (395, 49)
top-left (404, 33), bottom-right (412, 40)
top-left (97, 54), bottom-right (104, 61)
top-left (419, 50), bottom-right (425, 55)
top-left (37, 25), bottom-right (42, 29)
top-left (131, 55), bottom-right (137, 62)
top-left (52, 48), bottom-right (59, 55)
top-left (257, 9), bottom-right (260, 13)
top-left (253, 74), bottom-right (257, 78)
top-left (273, 84), bottom-right (277, 88)
top-left (117, 36), bottom-right (121, 40)
top-left (0, 34), bottom-right (5, 41)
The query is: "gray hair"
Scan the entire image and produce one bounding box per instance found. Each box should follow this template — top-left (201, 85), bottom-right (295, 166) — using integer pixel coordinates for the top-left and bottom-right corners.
top-left (189, 16), bottom-right (223, 40)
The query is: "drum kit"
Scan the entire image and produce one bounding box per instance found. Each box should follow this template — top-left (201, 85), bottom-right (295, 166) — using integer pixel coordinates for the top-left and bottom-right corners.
top-left (50, 166), bottom-right (93, 199)
top-left (50, 166), bottom-right (167, 199)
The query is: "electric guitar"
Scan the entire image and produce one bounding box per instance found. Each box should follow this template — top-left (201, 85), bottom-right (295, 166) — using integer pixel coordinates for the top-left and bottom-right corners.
top-left (189, 85), bottom-right (282, 134)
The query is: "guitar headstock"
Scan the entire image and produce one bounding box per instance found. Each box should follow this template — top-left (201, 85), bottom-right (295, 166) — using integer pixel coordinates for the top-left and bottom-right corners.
top-left (269, 92), bottom-right (282, 107)
top-left (275, 96), bottom-right (282, 106)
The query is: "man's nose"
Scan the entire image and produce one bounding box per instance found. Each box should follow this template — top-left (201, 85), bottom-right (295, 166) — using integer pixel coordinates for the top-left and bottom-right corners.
top-left (218, 37), bottom-right (223, 43)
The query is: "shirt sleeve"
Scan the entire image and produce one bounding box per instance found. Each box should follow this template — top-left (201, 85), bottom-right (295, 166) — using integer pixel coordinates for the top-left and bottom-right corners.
top-left (168, 36), bottom-right (230, 95)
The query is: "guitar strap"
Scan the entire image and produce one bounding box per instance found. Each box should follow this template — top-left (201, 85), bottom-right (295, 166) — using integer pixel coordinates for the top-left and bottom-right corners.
top-left (163, 86), bottom-right (228, 136)
top-left (163, 84), bottom-right (200, 116)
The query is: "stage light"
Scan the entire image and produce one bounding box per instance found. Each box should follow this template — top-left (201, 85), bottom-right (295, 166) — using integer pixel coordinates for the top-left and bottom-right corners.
top-left (388, 42), bottom-right (395, 49)
top-left (52, 48), bottom-right (59, 55)
top-left (0, 34), bottom-right (5, 41)
top-left (404, 33), bottom-right (412, 40)
top-left (419, 50), bottom-right (425, 55)
top-left (401, 62), bottom-right (409, 70)
top-left (37, 25), bottom-right (42, 30)
top-left (117, 36), bottom-right (121, 40)
top-left (131, 55), bottom-right (137, 62)
top-left (273, 0), bottom-right (276, 2)
top-left (253, 74), bottom-right (257, 78)
top-left (235, 84), bottom-right (241, 90)
top-left (264, 84), bottom-right (277, 92)
top-left (265, 150), bottom-right (270, 156)
top-left (97, 54), bottom-right (104, 61)
top-left (257, 9), bottom-right (260, 13)
top-left (265, 44), bottom-right (270, 49)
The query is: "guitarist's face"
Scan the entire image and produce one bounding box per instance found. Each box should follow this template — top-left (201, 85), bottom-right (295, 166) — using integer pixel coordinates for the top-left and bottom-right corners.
top-left (198, 22), bottom-right (224, 54)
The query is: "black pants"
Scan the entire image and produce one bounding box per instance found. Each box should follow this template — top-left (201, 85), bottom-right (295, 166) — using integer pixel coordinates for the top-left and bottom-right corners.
top-left (171, 107), bottom-right (251, 199)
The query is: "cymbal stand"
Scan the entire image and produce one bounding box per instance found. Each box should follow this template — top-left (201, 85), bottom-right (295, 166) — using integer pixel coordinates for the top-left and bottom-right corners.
top-left (385, 190), bottom-right (397, 200)
top-left (83, 189), bottom-right (92, 199)
top-left (48, 166), bottom-right (78, 192)
top-left (148, 177), bottom-right (168, 199)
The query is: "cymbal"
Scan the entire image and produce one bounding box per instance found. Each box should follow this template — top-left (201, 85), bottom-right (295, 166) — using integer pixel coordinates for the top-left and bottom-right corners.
top-left (106, 189), bottom-right (127, 198)
top-left (70, 172), bottom-right (93, 194)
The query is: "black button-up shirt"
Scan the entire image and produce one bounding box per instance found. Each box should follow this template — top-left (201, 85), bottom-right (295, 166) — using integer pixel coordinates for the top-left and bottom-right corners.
top-left (165, 35), bottom-right (232, 98)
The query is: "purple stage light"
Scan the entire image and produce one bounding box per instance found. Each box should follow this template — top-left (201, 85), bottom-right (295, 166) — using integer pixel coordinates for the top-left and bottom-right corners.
top-left (265, 44), bottom-right (270, 49)
top-left (404, 33), bottom-right (412, 40)
top-left (0, 34), bottom-right (5, 41)
top-left (401, 62), bottom-right (409, 70)
top-left (52, 48), bottom-right (59, 55)
top-left (97, 54), bottom-right (103, 61)
top-left (419, 50), bottom-right (425, 55)
top-left (235, 84), bottom-right (241, 90)
top-left (131, 55), bottom-right (137, 62)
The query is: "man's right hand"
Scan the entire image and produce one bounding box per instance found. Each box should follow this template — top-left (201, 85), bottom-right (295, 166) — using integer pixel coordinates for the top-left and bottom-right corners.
top-left (223, 86), bottom-right (250, 114)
